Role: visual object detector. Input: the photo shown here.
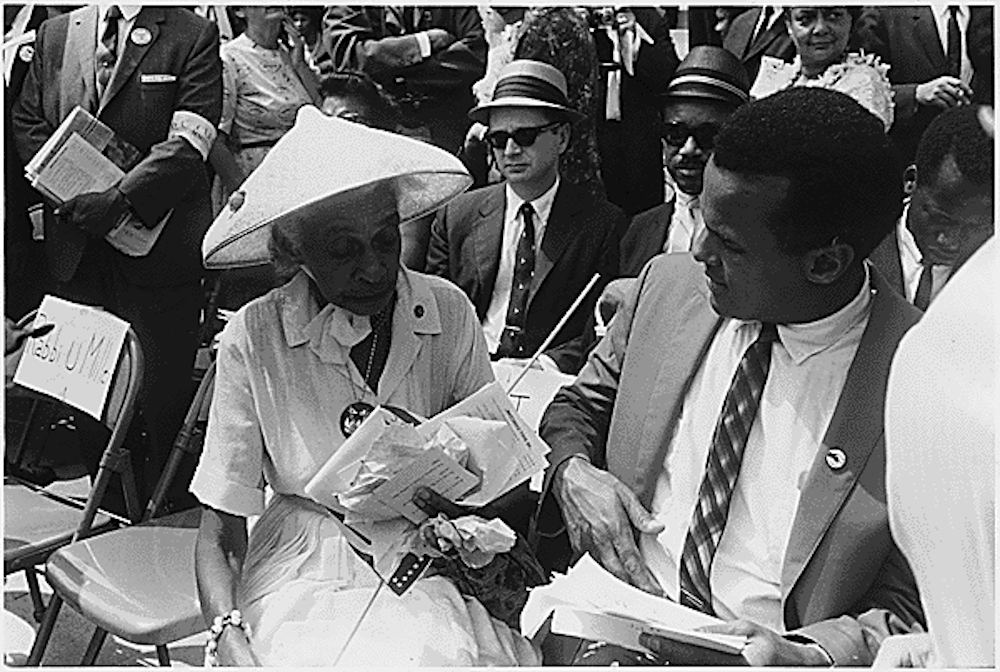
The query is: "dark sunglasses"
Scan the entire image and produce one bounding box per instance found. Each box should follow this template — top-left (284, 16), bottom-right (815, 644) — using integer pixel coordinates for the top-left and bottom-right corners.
top-left (662, 122), bottom-right (721, 150)
top-left (485, 122), bottom-right (562, 150)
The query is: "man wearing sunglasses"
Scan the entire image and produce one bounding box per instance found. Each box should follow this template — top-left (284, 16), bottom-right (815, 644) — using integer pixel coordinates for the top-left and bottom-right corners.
top-left (869, 104), bottom-right (994, 311)
top-left (426, 59), bottom-right (624, 373)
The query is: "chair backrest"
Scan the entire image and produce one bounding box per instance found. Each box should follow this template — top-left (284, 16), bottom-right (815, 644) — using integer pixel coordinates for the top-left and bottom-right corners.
top-left (7, 308), bottom-right (145, 529)
top-left (143, 360), bottom-right (217, 521)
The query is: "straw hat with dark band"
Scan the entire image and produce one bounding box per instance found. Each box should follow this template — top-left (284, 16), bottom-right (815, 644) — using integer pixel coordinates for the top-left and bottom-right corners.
top-left (202, 106), bottom-right (472, 269)
top-left (663, 45), bottom-right (751, 107)
top-left (468, 59), bottom-right (585, 125)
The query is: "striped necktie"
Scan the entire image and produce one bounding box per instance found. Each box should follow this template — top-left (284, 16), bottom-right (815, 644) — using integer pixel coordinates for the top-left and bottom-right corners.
top-left (678, 322), bottom-right (779, 615)
top-left (96, 5), bottom-right (121, 100)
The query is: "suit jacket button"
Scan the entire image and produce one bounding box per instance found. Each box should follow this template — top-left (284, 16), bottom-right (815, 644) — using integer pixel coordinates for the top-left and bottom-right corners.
top-left (414, 305), bottom-right (424, 318)
top-left (825, 448), bottom-right (847, 470)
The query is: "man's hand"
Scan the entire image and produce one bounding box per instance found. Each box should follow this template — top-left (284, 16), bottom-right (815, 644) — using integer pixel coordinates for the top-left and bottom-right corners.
top-left (598, 277), bottom-right (635, 325)
top-left (699, 620), bottom-right (832, 666)
top-left (872, 633), bottom-right (933, 668)
top-left (916, 76), bottom-right (973, 109)
top-left (553, 456), bottom-right (665, 596)
top-left (54, 185), bottom-right (129, 239)
top-left (283, 18), bottom-right (306, 68)
top-left (425, 28), bottom-right (456, 53)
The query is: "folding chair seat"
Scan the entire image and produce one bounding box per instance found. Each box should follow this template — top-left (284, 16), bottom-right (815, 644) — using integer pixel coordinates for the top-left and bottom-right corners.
top-left (4, 310), bottom-right (144, 626)
top-left (31, 363), bottom-right (217, 666)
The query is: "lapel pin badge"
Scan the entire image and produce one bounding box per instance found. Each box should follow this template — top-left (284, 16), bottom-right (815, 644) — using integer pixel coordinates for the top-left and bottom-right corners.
top-left (414, 305), bottom-right (424, 318)
top-left (18, 44), bottom-right (34, 62)
top-left (825, 447), bottom-right (847, 471)
top-left (131, 27), bottom-right (152, 46)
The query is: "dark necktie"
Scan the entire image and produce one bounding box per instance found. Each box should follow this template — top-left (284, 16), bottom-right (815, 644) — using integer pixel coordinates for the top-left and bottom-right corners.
top-left (946, 6), bottom-right (962, 78)
top-left (497, 202), bottom-right (536, 359)
top-left (96, 5), bottom-right (121, 100)
top-left (749, 6), bottom-right (774, 54)
top-left (913, 261), bottom-right (934, 311)
top-left (678, 322), bottom-right (779, 615)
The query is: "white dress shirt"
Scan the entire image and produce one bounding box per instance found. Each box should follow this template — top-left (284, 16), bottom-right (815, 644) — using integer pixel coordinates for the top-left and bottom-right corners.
top-left (895, 205), bottom-right (952, 306)
top-left (885, 237), bottom-right (994, 666)
top-left (663, 188), bottom-right (704, 254)
top-left (929, 3), bottom-right (973, 85)
top-left (482, 178), bottom-right (560, 354)
top-left (640, 266), bottom-right (873, 632)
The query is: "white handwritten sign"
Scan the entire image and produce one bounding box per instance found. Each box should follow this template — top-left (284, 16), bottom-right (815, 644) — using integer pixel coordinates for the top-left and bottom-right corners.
top-left (13, 295), bottom-right (130, 420)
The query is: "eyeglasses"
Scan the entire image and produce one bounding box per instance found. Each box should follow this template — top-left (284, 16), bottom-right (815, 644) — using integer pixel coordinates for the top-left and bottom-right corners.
top-left (662, 122), bottom-right (721, 150)
top-left (485, 122), bottom-right (562, 150)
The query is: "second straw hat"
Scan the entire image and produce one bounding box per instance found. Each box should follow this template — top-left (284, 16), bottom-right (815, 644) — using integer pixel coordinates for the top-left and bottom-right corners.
top-left (202, 106), bottom-right (472, 269)
top-left (468, 59), bottom-right (585, 126)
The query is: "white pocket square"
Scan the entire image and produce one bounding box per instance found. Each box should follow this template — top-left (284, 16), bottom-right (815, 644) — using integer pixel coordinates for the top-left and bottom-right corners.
top-left (140, 73), bottom-right (176, 84)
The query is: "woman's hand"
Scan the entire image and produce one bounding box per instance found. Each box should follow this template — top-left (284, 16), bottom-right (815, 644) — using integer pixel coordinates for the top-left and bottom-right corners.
top-left (214, 625), bottom-right (260, 667)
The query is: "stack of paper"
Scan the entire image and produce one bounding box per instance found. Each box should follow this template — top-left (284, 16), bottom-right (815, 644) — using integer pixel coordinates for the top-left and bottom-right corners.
top-left (522, 555), bottom-right (747, 657)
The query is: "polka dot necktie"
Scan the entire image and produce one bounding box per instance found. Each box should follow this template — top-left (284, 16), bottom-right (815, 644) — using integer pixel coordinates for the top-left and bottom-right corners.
top-left (678, 322), bottom-right (779, 615)
top-left (498, 202), bottom-right (536, 359)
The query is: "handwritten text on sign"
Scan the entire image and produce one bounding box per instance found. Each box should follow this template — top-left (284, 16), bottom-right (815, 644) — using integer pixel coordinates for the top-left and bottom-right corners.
top-left (13, 295), bottom-right (130, 419)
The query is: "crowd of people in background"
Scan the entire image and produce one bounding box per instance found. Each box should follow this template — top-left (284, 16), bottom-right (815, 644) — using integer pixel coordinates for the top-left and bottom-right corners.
top-left (3, 4), bottom-right (994, 668)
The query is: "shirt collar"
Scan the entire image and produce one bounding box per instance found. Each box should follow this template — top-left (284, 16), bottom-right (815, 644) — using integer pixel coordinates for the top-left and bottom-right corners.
top-left (896, 203), bottom-right (923, 266)
top-left (279, 267), bottom-right (442, 354)
top-left (504, 175), bottom-right (560, 230)
top-left (100, 5), bottom-right (143, 23)
top-left (737, 264), bottom-right (873, 366)
top-left (675, 189), bottom-right (699, 210)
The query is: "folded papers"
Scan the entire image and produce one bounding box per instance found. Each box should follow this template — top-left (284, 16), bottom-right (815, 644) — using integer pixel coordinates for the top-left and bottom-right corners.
top-left (521, 555), bottom-right (747, 657)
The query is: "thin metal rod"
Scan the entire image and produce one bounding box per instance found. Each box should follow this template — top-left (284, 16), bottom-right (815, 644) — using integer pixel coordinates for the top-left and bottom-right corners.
top-left (505, 272), bottom-right (601, 395)
top-left (332, 579), bottom-right (384, 667)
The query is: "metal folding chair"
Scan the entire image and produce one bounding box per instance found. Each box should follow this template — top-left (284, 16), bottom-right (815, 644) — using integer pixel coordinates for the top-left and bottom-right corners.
top-left (31, 362), bottom-right (217, 666)
top-left (4, 310), bottom-right (144, 625)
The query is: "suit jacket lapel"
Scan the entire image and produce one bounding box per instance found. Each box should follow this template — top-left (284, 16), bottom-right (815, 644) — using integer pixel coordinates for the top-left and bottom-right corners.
top-left (780, 269), bottom-right (915, 600)
top-left (914, 7), bottom-right (947, 71)
top-left (99, 7), bottom-right (164, 115)
top-left (633, 281), bottom-right (721, 507)
top-left (62, 6), bottom-right (98, 117)
top-left (530, 181), bottom-right (580, 305)
top-left (746, 14), bottom-right (788, 61)
top-left (868, 229), bottom-right (905, 299)
top-left (472, 185), bottom-right (504, 317)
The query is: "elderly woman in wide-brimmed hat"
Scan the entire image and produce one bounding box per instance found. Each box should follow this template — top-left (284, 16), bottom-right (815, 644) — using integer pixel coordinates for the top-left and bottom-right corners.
top-left (191, 107), bottom-right (541, 666)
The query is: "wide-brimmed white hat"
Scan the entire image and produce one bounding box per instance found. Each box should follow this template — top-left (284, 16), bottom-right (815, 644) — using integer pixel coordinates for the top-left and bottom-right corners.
top-left (202, 105), bottom-right (473, 269)
top-left (468, 59), bottom-right (585, 126)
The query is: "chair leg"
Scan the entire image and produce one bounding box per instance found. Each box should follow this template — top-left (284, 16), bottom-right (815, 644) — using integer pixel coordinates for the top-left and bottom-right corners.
top-left (26, 593), bottom-right (63, 665)
top-left (81, 627), bottom-right (108, 666)
top-left (156, 645), bottom-right (171, 666)
top-left (24, 567), bottom-right (46, 622)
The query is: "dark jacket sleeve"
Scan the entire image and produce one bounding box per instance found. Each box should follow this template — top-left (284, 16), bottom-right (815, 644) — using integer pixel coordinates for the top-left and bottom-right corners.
top-left (424, 203), bottom-right (453, 279)
top-left (10, 19), bottom-right (55, 168)
top-left (118, 17), bottom-right (222, 226)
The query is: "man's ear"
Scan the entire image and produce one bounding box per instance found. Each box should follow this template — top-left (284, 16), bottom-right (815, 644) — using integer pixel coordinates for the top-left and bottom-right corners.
top-left (803, 239), bottom-right (855, 285)
top-left (903, 164), bottom-right (918, 196)
top-left (556, 122), bottom-right (572, 155)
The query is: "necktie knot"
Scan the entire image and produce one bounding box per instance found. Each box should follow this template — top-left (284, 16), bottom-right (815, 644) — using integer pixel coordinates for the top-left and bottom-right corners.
top-left (757, 322), bottom-right (779, 345)
top-left (106, 5), bottom-right (122, 21)
top-left (520, 201), bottom-right (535, 222)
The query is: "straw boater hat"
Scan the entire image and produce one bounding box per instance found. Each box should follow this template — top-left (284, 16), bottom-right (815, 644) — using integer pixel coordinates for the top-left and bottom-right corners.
top-left (663, 45), bottom-right (751, 107)
top-left (467, 59), bottom-right (585, 126)
top-left (202, 106), bottom-right (473, 269)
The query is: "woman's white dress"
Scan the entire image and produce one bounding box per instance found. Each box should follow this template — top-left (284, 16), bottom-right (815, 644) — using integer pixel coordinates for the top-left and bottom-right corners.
top-left (190, 269), bottom-right (540, 666)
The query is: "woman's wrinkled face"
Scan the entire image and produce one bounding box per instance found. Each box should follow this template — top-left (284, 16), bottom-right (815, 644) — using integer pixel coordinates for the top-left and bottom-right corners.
top-left (786, 7), bottom-right (852, 73)
top-left (294, 182), bottom-right (401, 316)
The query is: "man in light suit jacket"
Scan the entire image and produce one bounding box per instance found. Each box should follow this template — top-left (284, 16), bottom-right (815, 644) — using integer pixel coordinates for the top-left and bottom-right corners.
top-left (855, 5), bottom-right (993, 165)
top-left (12, 5), bottom-right (222, 512)
top-left (425, 60), bottom-right (624, 373)
top-left (722, 5), bottom-right (795, 82)
top-left (868, 104), bottom-right (993, 309)
top-left (536, 89), bottom-right (923, 665)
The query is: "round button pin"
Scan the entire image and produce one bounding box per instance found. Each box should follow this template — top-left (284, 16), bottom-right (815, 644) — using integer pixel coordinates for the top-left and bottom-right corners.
top-left (18, 44), bottom-right (34, 63)
top-left (825, 448), bottom-right (847, 470)
top-left (414, 305), bottom-right (424, 318)
top-left (131, 27), bottom-right (152, 45)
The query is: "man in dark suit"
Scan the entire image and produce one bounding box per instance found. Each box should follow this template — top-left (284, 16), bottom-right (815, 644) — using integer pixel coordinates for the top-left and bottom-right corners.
top-left (593, 6), bottom-right (679, 217)
top-left (12, 5), bottom-right (222, 511)
top-left (869, 104), bottom-right (993, 310)
top-left (536, 89), bottom-right (922, 665)
top-left (425, 60), bottom-right (624, 374)
top-left (855, 5), bottom-right (993, 165)
top-left (322, 5), bottom-right (485, 153)
top-left (722, 5), bottom-right (795, 82)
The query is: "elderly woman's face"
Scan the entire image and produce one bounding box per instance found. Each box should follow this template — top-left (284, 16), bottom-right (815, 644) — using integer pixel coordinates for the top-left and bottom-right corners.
top-left (786, 7), bottom-right (852, 73)
top-left (295, 183), bottom-right (401, 316)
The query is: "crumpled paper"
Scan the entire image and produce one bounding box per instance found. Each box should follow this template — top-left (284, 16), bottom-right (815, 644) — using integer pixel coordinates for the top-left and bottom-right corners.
top-left (412, 513), bottom-right (517, 569)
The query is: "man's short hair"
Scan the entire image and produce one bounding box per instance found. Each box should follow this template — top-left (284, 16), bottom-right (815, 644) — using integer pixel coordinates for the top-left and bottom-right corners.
top-left (712, 87), bottom-right (902, 260)
top-left (915, 105), bottom-right (994, 188)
